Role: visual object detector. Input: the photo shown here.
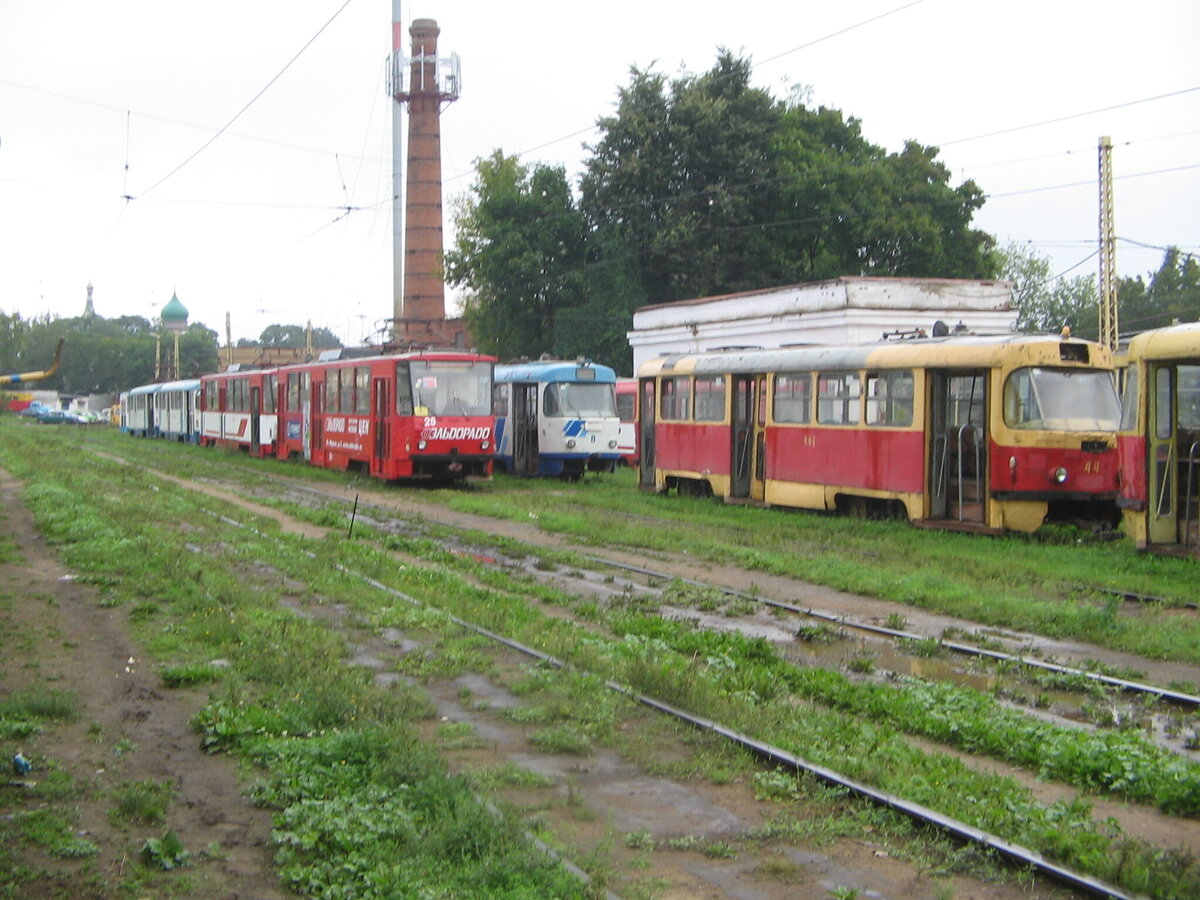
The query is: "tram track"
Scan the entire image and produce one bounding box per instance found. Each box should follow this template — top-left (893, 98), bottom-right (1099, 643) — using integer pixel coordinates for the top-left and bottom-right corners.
top-left (202, 486), bottom-right (1141, 899)
top-left (84, 443), bottom-right (1200, 896)
top-left (277, 479), bottom-right (1200, 713)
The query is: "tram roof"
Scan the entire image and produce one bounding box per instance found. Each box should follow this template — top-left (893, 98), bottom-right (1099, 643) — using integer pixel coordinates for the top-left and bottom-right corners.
top-left (1124, 322), bottom-right (1200, 362)
top-left (495, 360), bottom-right (617, 384)
top-left (637, 333), bottom-right (1113, 377)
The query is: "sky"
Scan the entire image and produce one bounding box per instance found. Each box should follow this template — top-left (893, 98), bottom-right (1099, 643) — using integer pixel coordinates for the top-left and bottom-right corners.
top-left (2, 0), bottom-right (1197, 348)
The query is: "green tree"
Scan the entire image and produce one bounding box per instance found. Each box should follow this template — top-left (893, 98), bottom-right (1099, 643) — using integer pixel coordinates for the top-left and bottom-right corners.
top-left (446, 151), bottom-right (587, 360)
top-left (999, 243), bottom-right (1098, 336)
top-left (1119, 247), bottom-right (1200, 334)
top-left (259, 325), bottom-right (307, 348)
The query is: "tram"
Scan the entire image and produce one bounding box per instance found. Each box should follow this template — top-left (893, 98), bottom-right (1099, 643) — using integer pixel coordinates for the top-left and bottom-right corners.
top-left (270, 350), bottom-right (495, 481)
top-left (615, 377), bottom-right (638, 465)
top-left (637, 332), bottom-right (1122, 533)
top-left (153, 379), bottom-right (201, 442)
top-left (200, 368), bottom-right (279, 457)
top-left (492, 360), bottom-right (621, 477)
top-left (1117, 322), bottom-right (1200, 554)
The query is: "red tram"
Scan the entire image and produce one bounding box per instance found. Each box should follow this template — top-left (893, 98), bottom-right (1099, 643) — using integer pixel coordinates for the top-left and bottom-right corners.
top-left (615, 377), bottom-right (638, 465)
top-left (200, 368), bottom-right (278, 457)
top-left (636, 333), bottom-right (1122, 533)
top-left (199, 350), bottom-right (495, 481)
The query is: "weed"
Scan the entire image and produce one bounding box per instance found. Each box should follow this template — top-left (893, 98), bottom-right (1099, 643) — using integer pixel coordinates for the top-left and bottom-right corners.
top-left (530, 724), bottom-right (593, 755)
top-left (846, 653), bottom-right (875, 674)
top-left (142, 830), bottom-right (189, 869)
top-left (109, 779), bottom-right (174, 826)
top-left (753, 769), bottom-right (800, 802)
top-left (795, 622), bottom-right (839, 643)
top-left (0, 686), bottom-right (80, 722)
top-left (160, 661), bottom-right (225, 688)
top-left (624, 831), bottom-right (655, 850)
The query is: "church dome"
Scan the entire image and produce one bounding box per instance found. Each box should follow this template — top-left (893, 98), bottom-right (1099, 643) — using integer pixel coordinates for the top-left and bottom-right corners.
top-left (161, 292), bottom-right (189, 331)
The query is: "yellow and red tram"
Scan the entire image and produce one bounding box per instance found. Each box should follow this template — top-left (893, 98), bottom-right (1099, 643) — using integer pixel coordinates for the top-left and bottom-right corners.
top-left (1117, 322), bottom-right (1200, 554)
top-left (637, 333), bottom-right (1122, 533)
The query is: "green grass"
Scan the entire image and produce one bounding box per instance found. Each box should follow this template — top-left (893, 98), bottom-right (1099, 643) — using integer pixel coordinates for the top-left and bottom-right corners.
top-left (3, 419), bottom-right (1199, 898)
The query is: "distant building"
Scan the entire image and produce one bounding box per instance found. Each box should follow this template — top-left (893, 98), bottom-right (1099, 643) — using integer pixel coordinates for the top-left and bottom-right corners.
top-left (215, 345), bottom-right (341, 372)
top-left (627, 276), bottom-right (1017, 372)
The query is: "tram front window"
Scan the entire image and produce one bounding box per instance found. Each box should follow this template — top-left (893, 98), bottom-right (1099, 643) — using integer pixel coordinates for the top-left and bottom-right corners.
top-left (1003, 368), bottom-right (1120, 431)
top-left (410, 361), bottom-right (493, 417)
top-left (543, 382), bottom-right (616, 418)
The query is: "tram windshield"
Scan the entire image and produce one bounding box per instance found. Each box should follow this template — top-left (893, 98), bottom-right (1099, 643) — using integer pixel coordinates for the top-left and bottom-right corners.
top-left (542, 382), bottom-right (617, 418)
top-left (1003, 367), bottom-right (1121, 431)
top-left (408, 360), bottom-right (493, 417)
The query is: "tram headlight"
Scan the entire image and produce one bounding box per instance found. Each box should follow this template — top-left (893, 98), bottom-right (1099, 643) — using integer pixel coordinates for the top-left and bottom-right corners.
top-left (418, 440), bottom-right (427, 450)
top-left (1053, 466), bottom-right (1068, 484)
top-left (566, 439), bottom-right (576, 449)
top-left (608, 439), bottom-right (617, 449)
top-left (481, 440), bottom-right (490, 450)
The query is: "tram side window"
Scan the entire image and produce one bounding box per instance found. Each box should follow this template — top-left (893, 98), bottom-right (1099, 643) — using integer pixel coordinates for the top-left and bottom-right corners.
top-left (817, 373), bottom-right (861, 425)
top-left (205, 382), bottom-right (218, 411)
top-left (1119, 366), bottom-right (1139, 432)
top-left (492, 385), bottom-right (509, 417)
top-left (263, 375), bottom-right (277, 413)
top-left (287, 374), bottom-right (300, 412)
top-left (355, 367), bottom-right (370, 415)
top-left (395, 363), bottom-right (414, 415)
top-left (340, 368), bottom-right (354, 413)
top-left (1180, 366), bottom-right (1200, 430)
top-left (866, 370), bottom-right (914, 426)
top-left (694, 375), bottom-right (726, 422)
top-left (233, 379), bottom-right (248, 412)
top-left (325, 370), bottom-right (340, 413)
top-left (773, 373), bottom-right (811, 423)
top-left (616, 390), bottom-right (635, 423)
top-left (660, 376), bottom-right (691, 421)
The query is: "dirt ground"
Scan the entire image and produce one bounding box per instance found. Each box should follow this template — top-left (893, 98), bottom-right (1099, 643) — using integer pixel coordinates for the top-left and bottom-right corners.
top-left (0, 468), bottom-right (287, 899)
top-left (1, 462), bottom-right (1182, 899)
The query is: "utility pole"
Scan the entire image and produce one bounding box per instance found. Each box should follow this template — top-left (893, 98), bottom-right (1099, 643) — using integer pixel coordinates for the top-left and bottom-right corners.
top-left (1098, 136), bottom-right (1118, 351)
top-left (388, 0), bottom-right (404, 346)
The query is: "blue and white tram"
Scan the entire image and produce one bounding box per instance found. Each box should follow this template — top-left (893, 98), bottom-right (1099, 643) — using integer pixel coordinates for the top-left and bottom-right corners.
top-left (153, 378), bottom-right (201, 442)
top-left (493, 360), bottom-right (621, 478)
top-left (123, 383), bottom-right (161, 437)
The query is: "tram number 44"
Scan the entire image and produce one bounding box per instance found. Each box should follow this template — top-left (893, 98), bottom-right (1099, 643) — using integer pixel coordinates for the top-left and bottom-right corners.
top-left (1082, 460), bottom-right (1103, 475)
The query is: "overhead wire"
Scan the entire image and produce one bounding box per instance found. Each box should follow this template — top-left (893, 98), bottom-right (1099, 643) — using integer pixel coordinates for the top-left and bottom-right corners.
top-left (128, 0), bottom-right (356, 202)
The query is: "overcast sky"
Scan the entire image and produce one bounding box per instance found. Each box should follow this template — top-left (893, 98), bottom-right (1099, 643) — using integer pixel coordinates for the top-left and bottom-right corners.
top-left (2, 0), bottom-right (1197, 348)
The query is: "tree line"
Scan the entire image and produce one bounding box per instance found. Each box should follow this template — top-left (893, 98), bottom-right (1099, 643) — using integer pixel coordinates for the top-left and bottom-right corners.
top-left (0, 313), bottom-right (343, 396)
top-left (447, 51), bottom-right (1197, 371)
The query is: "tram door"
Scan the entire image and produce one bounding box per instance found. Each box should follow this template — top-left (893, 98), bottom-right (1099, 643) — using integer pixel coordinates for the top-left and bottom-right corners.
top-left (729, 375), bottom-right (768, 500)
top-left (1148, 363), bottom-right (1200, 547)
top-left (310, 379), bottom-right (324, 461)
top-left (928, 370), bottom-right (987, 523)
top-left (249, 386), bottom-right (261, 454)
top-left (511, 384), bottom-right (539, 476)
top-left (638, 378), bottom-right (656, 487)
top-left (372, 378), bottom-right (389, 475)
top-left (752, 375), bottom-right (767, 501)
top-left (731, 376), bottom-right (755, 498)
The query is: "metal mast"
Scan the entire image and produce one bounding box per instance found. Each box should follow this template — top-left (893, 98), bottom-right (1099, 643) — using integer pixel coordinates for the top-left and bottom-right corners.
top-left (1098, 136), bottom-right (1119, 351)
top-left (388, 0), bottom-right (404, 343)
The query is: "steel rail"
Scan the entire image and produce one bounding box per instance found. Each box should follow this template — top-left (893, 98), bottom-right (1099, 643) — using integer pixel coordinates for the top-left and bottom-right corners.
top-left (590, 556), bottom-right (1200, 709)
top-left (198, 501), bottom-right (1139, 900)
top-left (276, 478), bottom-right (1200, 709)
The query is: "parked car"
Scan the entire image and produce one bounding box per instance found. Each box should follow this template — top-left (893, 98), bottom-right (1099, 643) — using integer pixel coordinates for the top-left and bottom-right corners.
top-left (36, 410), bottom-right (78, 425)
